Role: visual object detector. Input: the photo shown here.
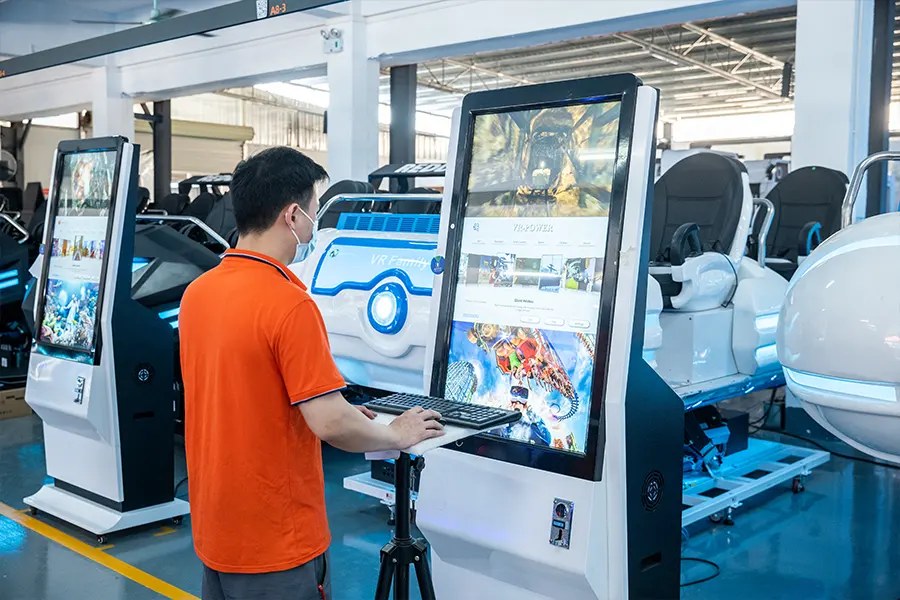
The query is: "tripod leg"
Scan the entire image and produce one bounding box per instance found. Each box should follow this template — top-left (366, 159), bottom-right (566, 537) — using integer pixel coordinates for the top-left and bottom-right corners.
top-left (394, 562), bottom-right (410, 600)
top-left (413, 551), bottom-right (437, 600)
top-left (374, 548), bottom-right (396, 600)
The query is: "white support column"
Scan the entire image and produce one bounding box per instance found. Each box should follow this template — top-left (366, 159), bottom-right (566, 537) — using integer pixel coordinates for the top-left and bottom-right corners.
top-left (326, 14), bottom-right (380, 182)
top-left (91, 65), bottom-right (135, 141)
top-left (792, 0), bottom-right (874, 219)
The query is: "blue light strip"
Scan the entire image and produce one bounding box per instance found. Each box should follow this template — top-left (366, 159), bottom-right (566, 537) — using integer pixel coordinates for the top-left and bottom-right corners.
top-left (0, 269), bottom-right (17, 282)
top-left (785, 368), bottom-right (899, 403)
top-left (754, 313), bottom-right (779, 333)
top-left (0, 278), bottom-right (20, 291)
top-left (158, 307), bottom-right (180, 320)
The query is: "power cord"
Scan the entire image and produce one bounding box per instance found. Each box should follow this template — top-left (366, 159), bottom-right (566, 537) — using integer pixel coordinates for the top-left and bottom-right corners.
top-left (174, 476), bottom-right (189, 498)
top-left (748, 389), bottom-right (780, 434)
top-left (681, 557), bottom-right (721, 587)
top-left (720, 251), bottom-right (739, 307)
top-left (760, 428), bottom-right (900, 471)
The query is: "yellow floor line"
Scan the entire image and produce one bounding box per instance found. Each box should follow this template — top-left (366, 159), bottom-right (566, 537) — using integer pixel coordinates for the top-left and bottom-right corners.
top-left (0, 501), bottom-right (198, 600)
top-left (154, 526), bottom-right (176, 537)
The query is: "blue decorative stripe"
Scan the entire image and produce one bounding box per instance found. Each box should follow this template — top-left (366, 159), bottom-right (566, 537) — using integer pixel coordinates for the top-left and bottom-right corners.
top-left (337, 213), bottom-right (440, 235)
top-left (0, 269), bottom-right (18, 282)
top-left (0, 278), bottom-right (20, 291)
top-left (311, 237), bottom-right (437, 298)
top-left (313, 268), bottom-right (433, 297)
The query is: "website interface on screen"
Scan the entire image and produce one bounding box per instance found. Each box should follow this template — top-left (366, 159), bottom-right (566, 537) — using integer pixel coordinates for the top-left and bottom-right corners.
top-left (38, 150), bottom-right (117, 356)
top-left (443, 101), bottom-right (621, 456)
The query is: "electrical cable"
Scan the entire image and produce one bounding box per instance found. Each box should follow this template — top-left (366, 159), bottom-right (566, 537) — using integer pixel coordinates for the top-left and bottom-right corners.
top-left (680, 557), bottom-right (720, 587)
top-left (759, 428), bottom-right (900, 471)
top-left (174, 476), bottom-right (189, 497)
top-left (720, 251), bottom-right (739, 307)
top-left (748, 388), bottom-right (779, 434)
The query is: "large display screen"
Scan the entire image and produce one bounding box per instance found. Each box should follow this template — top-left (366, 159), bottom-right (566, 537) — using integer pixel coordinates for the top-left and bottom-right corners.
top-left (442, 101), bottom-right (621, 455)
top-left (38, 150), bottom-right (118, 358)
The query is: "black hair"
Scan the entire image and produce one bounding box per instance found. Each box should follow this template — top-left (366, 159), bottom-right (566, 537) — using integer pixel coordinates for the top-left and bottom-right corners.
top-left (230, 147), bottom-right (328, 236)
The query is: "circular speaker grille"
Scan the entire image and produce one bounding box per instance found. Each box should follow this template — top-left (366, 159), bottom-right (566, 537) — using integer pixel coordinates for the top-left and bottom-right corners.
top-left (641, 470), bottom-right (664, 512)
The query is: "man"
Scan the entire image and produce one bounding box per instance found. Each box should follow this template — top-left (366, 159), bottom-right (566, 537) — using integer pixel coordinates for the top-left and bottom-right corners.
top-left (179, 147), bottom-right (444, 600)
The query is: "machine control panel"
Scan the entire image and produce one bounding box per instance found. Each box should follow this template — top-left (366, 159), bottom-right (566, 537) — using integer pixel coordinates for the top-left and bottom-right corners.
top-left (549, 498), bottom-right (574, 549)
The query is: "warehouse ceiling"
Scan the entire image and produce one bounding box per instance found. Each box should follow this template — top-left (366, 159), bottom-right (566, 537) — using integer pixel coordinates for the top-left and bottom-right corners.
top-left (394, 4), bottom-right (898, 122)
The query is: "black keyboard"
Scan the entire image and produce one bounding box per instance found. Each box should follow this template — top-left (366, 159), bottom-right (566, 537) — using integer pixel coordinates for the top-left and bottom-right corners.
top-left (365, 393), bottom-right (521, 430)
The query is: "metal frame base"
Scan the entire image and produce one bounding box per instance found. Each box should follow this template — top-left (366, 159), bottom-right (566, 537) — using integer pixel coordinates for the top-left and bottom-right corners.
top-left (681, 438), bottom-right (829, 527)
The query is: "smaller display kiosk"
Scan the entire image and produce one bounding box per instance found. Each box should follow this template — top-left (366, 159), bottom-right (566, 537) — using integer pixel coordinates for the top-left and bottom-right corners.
top-left (417, 75), bottom-right (684, 599)
top-left (23, 137), bottom-right (188, 542)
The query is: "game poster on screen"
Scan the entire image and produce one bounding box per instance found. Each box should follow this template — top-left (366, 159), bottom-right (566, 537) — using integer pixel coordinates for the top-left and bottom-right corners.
top-left (444, 101), bottom-right (621, 455)
top-left (38, 151), bottom-right (117, 353)
top-left (445, 323), bottom-right (596, 454)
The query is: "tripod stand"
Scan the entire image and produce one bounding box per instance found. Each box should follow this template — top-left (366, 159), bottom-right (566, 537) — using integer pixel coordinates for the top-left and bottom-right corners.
top-left (374, 452), bottom-right (437, 600)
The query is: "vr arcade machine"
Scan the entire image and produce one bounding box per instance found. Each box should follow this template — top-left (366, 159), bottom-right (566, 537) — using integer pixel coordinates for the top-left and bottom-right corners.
top-left (417, 75), bottom-right (684, 599)
top-left (23, 137), bottom-right (190, 541)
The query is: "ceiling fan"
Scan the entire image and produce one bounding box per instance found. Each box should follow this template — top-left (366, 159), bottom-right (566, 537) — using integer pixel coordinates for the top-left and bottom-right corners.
top-left (72, 0), bottom-right (216, 37)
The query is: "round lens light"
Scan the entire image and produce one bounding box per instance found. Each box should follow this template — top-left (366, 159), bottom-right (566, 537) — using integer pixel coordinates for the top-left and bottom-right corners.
top-left (367, 282), bottom-right (408, 335)
top-left (371, 290), bottom-right (398, 327)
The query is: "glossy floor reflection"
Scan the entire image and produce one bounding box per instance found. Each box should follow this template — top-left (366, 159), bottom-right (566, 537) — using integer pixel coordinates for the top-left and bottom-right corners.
top-left (1, 414), bottom-right (898, 600)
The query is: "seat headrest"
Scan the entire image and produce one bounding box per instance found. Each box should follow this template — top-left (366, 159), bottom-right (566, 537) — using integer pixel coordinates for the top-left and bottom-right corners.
top-left (320, 180), bottom-right (376, 203)
top-left (650, 152), bottom-right (746, 263)
top-left (159, 193), bottom-right (190, 216)
top-left (186, 192), bottom-right (217, 220)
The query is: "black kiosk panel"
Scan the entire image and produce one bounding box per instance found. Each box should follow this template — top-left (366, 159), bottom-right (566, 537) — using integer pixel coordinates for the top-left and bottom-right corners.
top-left (431, 75), bottom-right (645, 481)
top-left (34, 139), bottom-right (124, 365)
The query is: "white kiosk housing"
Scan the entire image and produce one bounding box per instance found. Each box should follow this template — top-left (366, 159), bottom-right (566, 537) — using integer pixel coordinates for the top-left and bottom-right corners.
top-left (23, 137), bottom-right (188, 542)
top-left (417, 75), bottom-right (684, 599)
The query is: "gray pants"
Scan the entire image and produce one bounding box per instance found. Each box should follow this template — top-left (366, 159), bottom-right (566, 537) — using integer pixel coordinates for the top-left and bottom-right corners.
top-left (202, 551), bottom-right (331, 600)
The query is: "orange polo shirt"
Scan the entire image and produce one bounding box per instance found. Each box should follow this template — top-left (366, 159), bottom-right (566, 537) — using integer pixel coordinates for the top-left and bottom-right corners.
top-left (179, 249), bottom-right (345, 573)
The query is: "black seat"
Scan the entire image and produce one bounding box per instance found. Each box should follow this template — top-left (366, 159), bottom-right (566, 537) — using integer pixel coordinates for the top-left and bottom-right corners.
top-left (186, 191), bottom-right (217, 221)
top-left (754, 166), bottom-right (848, 279)
top-left (0, 187), bottom-right (22, 212)
top-left (22, 183), bottom-right (44, 225)
top-left (204, 191), bottom-right (238, 246)
top-left (318, 180), bottom-right (376, 229)
top-left (136, 187), bottom-right (151, 214)
top-left (158, 192), bottom-right (190, 216)
top-left (650, 153), bottom-right (746, 265)
top-left (25, 186), bottom-right (47, 246)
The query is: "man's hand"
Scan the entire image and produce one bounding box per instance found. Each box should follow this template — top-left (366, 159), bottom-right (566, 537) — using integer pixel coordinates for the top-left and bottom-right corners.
top-left (389, 406), bottom-right (445, 449)
top-left (356, 405), bottom-right (377, 420)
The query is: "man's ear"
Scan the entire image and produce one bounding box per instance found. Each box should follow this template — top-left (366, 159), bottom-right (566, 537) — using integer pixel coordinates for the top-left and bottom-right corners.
top-left (284, 203), bottom-right (299, 226)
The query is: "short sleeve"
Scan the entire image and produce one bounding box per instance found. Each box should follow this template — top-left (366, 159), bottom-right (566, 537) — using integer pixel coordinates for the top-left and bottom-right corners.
top-left (274, 299), bottom-right (346, 404)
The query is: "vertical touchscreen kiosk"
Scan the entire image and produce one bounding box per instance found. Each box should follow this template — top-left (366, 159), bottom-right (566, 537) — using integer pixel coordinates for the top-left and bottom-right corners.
top-left (418, 75), bottom-right (684, 599)
top-left (23, 137), bottom-right (188, 539)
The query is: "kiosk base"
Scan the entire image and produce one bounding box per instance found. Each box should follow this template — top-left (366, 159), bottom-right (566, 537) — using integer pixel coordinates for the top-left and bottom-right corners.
top-left (24, 484), bottom-right (189, 541)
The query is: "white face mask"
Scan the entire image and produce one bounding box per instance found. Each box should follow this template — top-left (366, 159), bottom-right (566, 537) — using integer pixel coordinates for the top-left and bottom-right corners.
top-left (289, 206), bottom-right (318, 264)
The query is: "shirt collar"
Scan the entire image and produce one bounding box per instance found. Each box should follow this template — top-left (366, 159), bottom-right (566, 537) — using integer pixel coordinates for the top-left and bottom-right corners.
top-left (222, 249), bottom-right (307, 290)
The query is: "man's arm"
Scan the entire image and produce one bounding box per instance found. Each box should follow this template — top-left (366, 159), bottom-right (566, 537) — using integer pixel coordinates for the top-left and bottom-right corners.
top-left (299, 392), bottom-right (444, 453)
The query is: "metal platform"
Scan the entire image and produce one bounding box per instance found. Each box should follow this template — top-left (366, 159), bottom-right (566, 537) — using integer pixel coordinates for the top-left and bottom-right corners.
top-left (681, 438), bottom-right (830, 527)
top-left (344, 471), bottom-right (418, 518)
top-left (344, 438), bottom-right (830, 529)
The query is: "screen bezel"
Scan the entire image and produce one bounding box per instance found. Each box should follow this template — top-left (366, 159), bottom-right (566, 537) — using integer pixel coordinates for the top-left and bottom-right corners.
top-left (429, 74), bottom-right (643, 482)
top-left (34, 138), bottom-right (125, 364)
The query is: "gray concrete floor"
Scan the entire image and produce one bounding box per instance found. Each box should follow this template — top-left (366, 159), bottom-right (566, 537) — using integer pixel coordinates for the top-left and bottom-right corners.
top-left (1, 413), bottom-right (899, 599)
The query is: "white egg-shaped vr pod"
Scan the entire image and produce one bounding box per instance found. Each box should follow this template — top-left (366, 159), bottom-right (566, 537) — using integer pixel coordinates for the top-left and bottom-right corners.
top-left (778, 151), bottom-right (900, 464)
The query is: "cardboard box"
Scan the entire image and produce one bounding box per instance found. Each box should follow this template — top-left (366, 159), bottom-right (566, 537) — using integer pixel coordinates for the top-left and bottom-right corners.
top-left (0, 387), bottom-right (31, 420)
